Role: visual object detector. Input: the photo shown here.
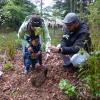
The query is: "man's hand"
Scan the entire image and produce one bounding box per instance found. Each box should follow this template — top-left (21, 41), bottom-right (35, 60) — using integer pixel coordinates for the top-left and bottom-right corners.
top-left (49, 45), bottom-right (59, 53)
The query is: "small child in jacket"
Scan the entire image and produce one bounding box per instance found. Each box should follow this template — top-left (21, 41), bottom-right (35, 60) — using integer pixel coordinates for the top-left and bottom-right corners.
top-left (24, 35), bottom-right (42, 73)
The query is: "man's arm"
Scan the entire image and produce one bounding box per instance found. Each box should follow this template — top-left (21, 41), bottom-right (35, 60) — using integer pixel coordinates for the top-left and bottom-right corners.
top-left (60, 33), bottom-right (89, 54)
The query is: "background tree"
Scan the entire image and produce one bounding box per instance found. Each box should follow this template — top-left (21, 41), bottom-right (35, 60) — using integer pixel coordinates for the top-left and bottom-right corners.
top-left (52, 0), bottom-right (94, 19)
top-left (0, 0), bottom-right (36, 31)
top-left (52, 0), bottom-right (67, 18)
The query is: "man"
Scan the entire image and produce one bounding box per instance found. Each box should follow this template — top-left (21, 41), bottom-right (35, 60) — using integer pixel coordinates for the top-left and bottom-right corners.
top-left (49, 12), bottom-right (92, 68)
top-left (18, 14), bottom-right (51, 74)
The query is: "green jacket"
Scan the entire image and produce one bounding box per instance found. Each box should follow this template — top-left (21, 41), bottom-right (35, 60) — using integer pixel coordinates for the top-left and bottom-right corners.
top-left (18, 15), bottom-right (51, 52)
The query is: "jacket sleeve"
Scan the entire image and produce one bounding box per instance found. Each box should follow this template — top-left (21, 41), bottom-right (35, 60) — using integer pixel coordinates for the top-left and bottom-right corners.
top-left (61, 32), bottom-right (89, 54)
top-left (42, 20), bottom-right (51, 52)
top-left (17, 15), bottom-right (31, 39)
top-left (17, 20), bottom-right (30, 47)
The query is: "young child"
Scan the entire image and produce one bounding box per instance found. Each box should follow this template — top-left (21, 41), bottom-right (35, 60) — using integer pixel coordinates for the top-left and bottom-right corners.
top-left (24, 35), bottom-right (42, 74)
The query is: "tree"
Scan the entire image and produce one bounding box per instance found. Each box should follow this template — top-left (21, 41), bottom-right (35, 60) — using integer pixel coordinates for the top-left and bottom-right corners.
top-left (52, 0), bottom-right (67, 18)
top-left (52, 0), bottom-right (93, 19)
top-left (0, 0), bottom-right (36, 30)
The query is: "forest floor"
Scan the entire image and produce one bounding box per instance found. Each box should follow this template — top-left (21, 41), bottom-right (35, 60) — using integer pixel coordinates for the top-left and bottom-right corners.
top-left (0, 50), bottom-right (91, 100)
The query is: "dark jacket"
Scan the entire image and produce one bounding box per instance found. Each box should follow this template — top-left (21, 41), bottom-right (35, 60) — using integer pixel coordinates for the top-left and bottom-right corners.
top-left (61, 22), bottom-right (92, 55)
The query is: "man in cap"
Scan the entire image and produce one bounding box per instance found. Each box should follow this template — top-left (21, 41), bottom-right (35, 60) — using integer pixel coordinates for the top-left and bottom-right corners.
top-left (49, 12), bottom-right (92, 68)
top-left (18, 13), bottom-right (51, 74)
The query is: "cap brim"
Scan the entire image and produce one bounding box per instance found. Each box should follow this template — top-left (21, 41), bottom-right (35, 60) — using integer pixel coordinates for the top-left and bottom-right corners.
top-left (62, 19), bottom-right (72, 24)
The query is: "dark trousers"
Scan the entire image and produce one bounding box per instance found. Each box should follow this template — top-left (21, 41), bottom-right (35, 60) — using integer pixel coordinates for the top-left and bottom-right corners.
top-left (23, 44), bottom-right (42, 71)
top-left (24, 53), bottom-right (42, 71)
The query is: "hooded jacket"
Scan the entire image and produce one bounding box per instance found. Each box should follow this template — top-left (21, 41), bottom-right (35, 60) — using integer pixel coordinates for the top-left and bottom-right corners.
top-left (61, 22), bottom-right (92, 55)
top-left (18, 15), bottom-right (51, 52)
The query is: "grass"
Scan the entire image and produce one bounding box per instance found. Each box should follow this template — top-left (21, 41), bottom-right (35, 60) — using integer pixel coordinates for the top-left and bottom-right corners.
top-left (0, 32), bottom-right (21, 60)
top-left (78, 51), bottom-right (100, 97)
top-left (0, 32), bottom-right (21, 48)
top-left (0, 28), bottom-right (63, 60)
top-left (49, 27), bottom-right (63, 45)
top-left (3, 62), bottom-right (13, 71)
top-left (0, 28), bottom-right (63, 47)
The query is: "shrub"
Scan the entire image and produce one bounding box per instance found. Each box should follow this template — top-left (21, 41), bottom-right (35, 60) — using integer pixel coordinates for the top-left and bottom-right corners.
top-left (78, 51), bottom-right (100, 97)
top-left (59, 79), bottom-right (76, 96)
top-left (0, 32), bottom-right (21, 60)
top-left (3, 61), bottom-right (13, 71)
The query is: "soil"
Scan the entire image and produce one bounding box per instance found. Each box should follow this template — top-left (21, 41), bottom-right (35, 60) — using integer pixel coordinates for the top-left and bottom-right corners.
top-left (0, 50), bottom-right (90, 100)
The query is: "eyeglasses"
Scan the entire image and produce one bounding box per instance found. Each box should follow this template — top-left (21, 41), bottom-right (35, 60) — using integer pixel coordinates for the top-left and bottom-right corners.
top-left (65, 22), bottom-right (74, 27)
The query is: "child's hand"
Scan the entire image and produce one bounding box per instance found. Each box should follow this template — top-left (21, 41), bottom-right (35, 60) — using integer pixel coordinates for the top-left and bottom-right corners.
top-left (31, 39), bottom-right (39, 46)
top-left (35, 51), bottom-right (41, 57)
top-left (28, 46), bottom-right (33, 52)
top-left (31, 51), bottom-right (41, 59)
top-left (31, 52), bottom-right (36, 59)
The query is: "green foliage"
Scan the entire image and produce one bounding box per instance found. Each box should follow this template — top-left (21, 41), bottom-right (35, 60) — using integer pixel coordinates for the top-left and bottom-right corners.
top-left (0, 0), bottom-right (36, 30)
top-left (52, 0), bottom-right (90, 18)
top-left (4, 35), bottom-right (16, 60)
top-left (3, 61), bottom-right (13, 71)
top-left (52, 0), bottom-right (68, 17)
top-left (0, 34), bottom-right (6, 47)
top-left (15, 38), bottom-right (21, 48)
top-left (0, 32), bottom-right (20, 60)
top-left (49, 28), bottom-right (63, 45)
top-left (86, 0), bottom-right (100, 50)
top-left (78, 51), bottom-right (100, 97)
top-left (0, 0), bottom-right (6, 8)
top-left (59, 79), bottom-right (76, 96)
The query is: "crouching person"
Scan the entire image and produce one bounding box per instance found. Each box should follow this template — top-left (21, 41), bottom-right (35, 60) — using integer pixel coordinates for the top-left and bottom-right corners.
top-left (49, 12), bottom-right (92, 68)
top-left (18, 13), bottom-right (51, 74)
